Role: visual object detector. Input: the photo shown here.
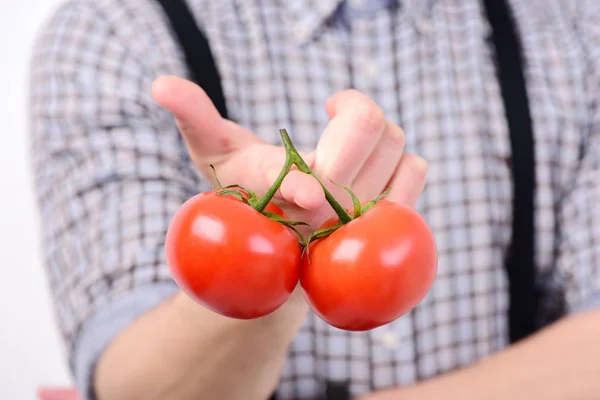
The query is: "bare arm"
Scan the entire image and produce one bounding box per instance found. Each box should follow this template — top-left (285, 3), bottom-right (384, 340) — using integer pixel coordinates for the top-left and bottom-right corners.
top-left (96, 290), bottom-right (308, 400)
top-left (364, 309), bottom-right (600, 400)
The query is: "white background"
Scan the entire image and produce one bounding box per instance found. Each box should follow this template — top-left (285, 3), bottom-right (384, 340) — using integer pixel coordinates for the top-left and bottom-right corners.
top-left (0, 1), bottom-right (74, 399)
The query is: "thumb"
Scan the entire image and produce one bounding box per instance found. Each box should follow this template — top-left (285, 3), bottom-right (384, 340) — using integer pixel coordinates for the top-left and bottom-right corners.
top-left (151, 76), bottom-right (261, 167)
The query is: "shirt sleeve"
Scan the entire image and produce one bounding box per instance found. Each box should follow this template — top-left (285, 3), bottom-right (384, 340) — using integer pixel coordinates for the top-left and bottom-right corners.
top-left (555, 1), bottom-right (600, 314)
top-left (29, 1), bottom-right (206, 398)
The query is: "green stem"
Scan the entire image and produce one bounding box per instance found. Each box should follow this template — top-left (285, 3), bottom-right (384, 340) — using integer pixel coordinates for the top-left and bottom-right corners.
top-left (253, 158), bottom-right (293, 212)
top-left (279, 129), bottom-right (352, 224)
top-left (254, 129), bottom-right (353, 225)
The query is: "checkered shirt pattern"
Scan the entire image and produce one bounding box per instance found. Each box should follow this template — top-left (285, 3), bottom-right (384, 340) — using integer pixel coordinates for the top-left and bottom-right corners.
top-left (29, 0), bottom-right (600, 399)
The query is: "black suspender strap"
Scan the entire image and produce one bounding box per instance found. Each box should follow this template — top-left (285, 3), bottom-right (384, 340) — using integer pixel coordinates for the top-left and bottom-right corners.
top-left (482, 0), bottom-right (538, 343)
top-left (156, 0), bottom-right (228, 119)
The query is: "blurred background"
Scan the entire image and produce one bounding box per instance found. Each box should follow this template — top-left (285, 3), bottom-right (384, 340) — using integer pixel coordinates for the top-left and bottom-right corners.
top-left (0, 1), bottom-right (73, 398)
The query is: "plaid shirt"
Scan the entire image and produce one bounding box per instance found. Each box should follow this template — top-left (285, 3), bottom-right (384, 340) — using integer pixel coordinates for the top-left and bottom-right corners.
top-left (29, 0), bottom-right (600, 398)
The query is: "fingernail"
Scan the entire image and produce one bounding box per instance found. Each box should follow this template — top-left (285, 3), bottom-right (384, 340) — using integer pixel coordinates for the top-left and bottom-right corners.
top-left (386, 122), bottom-right (405, 144)
top-left (412, 156), bottom-right (428, 173)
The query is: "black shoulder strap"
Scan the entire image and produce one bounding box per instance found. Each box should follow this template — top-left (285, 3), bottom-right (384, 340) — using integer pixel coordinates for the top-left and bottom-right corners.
top-left (156, 0), bottom-right (228, 119)
top-left (483, 0), bottom-right (538, 343)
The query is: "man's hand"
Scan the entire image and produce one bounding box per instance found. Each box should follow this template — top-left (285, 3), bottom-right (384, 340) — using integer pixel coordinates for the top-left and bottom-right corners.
top-left (151, 76), bottom-right (428, 230)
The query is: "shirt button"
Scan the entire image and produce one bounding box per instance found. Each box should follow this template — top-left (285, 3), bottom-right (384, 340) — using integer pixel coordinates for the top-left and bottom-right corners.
top-left (294, 24), bottom-right (310, 41)
top-left (365, 63), bottom-right (379, 77)
top-left (378, 330), bottom-right (400, 349)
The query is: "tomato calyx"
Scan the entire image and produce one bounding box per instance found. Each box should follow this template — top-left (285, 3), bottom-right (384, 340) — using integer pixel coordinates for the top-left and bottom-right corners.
top-left (360, 187), bottom-right (391, 214)
top-left (209, 164), bottom-right (313, 244)
top-left (302, 182), bottom-right (392, 249)
top-left (262, 211), bottom-right (312, 244)
top-left (328, 178), bottom-right (392, 219)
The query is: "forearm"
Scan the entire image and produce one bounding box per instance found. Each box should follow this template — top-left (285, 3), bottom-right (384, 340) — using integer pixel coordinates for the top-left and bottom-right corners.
top-left (367, 309), bottom-right (600, 400)
top-left (95, 288), bottom-right (308, 400)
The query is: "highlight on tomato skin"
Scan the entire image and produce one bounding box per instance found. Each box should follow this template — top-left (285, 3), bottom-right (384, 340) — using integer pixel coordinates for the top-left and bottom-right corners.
top-left (165, 191), bottom-right (302, 319)
top-left (299, 200), bottom-right (438, 331)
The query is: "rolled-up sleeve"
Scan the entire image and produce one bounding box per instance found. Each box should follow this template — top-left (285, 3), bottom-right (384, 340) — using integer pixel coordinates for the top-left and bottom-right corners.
top-left (556, 1), bottom-right (600, 314)
top-left (29, 1), bottom-right (203, 398)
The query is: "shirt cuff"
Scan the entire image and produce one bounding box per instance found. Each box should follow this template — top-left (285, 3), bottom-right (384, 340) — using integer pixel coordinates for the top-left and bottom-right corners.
top-left (73, 282), bottom-right (179, 400)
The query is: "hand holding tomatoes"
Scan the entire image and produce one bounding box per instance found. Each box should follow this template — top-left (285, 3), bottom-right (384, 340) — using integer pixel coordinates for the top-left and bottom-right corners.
top-left (165, 127), bottom-right (437, 329)
top-left (155, 77), bottom-right (437, 329)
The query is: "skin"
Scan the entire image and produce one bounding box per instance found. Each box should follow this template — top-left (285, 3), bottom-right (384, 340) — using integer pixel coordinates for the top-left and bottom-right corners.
top-left (360, 308), bottom-right (600, 400)
top-left (95, 76), bottom-right (427, 400)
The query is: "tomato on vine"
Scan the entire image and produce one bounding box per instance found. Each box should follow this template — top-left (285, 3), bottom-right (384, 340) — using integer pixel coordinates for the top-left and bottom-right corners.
top-left (165, 177), bottom-right (305, 319)
top-left (300, 200), bottom-right (437, 331)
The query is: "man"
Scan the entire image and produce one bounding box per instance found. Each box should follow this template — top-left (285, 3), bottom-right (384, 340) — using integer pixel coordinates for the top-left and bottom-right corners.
top-left (30, 0), bottom-right (600, 399)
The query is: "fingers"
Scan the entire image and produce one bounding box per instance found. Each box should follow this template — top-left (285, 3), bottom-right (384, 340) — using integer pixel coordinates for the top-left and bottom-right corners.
top-left (279, 170), bottom-right (325, 210)
top-left (151, 76), bottom-right (261, 167)
top-left (315, 90), bottom-right (387, 185)
top-left (386, 154), bottom-right (428, 208)
top-left (265, 151), bottom-right (325, 211)
top-left (325, 91), bottom-right (426, 208)
top-left (152, 76), bottom-right (327, 212)
top-left (278, 152), bottom-right (325, 210)
top-left (351, 120), bottom-right (405, 201)
top-left (152, 80), bottom-right (425, 218)
top-left (152, 76), bottom-right (325, 212)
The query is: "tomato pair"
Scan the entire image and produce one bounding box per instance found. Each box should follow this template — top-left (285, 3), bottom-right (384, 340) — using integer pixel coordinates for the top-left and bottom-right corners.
top-left (165, 190), bottom-right (437, 331)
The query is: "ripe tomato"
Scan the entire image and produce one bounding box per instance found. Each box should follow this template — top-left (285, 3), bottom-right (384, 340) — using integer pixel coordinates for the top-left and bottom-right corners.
top-left (300, 200), bottom-right (437, 331)
top-left (166, 191), bottom-right (301, 319)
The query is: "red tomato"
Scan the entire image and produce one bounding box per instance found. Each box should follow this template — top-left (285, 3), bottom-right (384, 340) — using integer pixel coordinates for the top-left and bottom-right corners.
top-left (300, 200), bottom-right (437, 331)
top-left (166, 191), bottom-right (301, 319)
